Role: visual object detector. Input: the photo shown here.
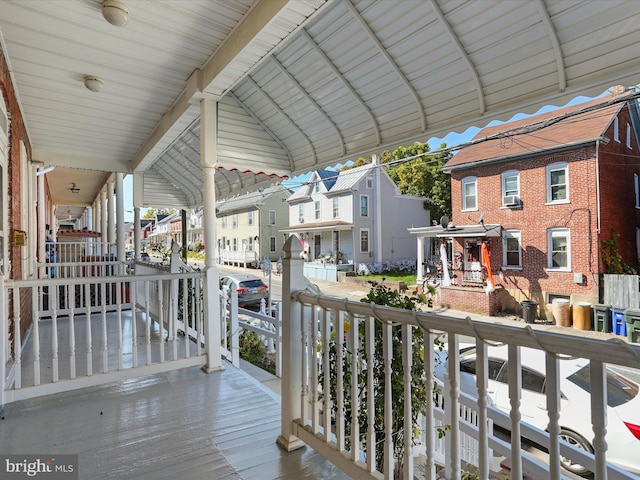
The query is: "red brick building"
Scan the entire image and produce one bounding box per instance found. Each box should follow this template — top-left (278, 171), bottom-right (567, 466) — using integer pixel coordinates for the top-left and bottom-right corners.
top-left (428, 90), bottom-right (640, 315)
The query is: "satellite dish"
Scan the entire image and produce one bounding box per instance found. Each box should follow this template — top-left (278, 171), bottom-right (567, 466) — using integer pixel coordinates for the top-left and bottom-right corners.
top-left (439, 215), bottom-right (450, 229)
top-left (478, 212), bottom-right (485, 224)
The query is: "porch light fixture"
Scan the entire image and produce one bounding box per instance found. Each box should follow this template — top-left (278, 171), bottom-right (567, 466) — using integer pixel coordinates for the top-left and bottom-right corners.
top-left (70, 183), bottom-right (80, 194)
top-left (102, 0), bottom-right (129, 27)
top-left (84, 76), bottom-right (104, 92)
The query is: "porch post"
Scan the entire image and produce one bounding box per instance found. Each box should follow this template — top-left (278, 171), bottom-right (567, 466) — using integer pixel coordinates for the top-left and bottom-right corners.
top-left (86, 206), bottom-right (93, 231)
top-left (133, 207), bottom-right (141, 261)
top-left (277, 235), bottom-right (305, 451)
top-left (37, 170), bottom-right (46, 278)
top-left (107, 179), bottom-right (116, 250)
top-left (94, 197), bottom-right (102, 254)
top-left (200, 98), bottom-right (223, 373)
top-left (115, 172), bottom-right (125, 266)
top-left (416, 235), bottom-right (424, 283)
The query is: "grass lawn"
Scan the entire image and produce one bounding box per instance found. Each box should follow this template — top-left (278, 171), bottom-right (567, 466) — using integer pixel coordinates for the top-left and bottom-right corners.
top-left (359, 272), bottom-right (417, 285)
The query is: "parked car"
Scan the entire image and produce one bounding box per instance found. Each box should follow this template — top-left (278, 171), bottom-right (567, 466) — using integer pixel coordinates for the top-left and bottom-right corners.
top-left (140, 252), bottom-right (150, 261)
top-left (434, 344), bottom-right (640, 476)
top-left (220, 274), bottom-right (268, 310)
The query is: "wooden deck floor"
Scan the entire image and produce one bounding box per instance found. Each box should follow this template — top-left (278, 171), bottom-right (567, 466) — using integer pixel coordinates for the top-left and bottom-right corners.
top-left (0, 363), bottom-right (350, 480)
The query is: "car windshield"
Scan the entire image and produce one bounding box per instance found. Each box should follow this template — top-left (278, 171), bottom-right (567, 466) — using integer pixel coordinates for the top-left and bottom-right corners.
top-left (239, 280), bottom-right (265, 289)
top-left (567, 365), bottom-right (638, 407)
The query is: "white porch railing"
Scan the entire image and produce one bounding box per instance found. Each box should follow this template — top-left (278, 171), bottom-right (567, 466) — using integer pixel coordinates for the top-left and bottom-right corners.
top-left (218, 249), bottom-right (259, 268)
top-left (277, 237), bottom-right (640, 480)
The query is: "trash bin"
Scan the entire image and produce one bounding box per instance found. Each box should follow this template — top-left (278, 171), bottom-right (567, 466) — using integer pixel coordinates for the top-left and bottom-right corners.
top-left (624, 308), bottom-right (640, 343)
top-left (592, 304), bottom-right (611, 333)
top-left (612, 308), bottom-right (627, 336)
top-left (521, 300), bottom-right (538, 324)
top-left (552, 298), bottom-right (571, 326)
top-left (572, 302), bottom-right (591, 330)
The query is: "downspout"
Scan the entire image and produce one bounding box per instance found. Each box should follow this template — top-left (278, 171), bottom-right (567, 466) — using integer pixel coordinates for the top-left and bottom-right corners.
top-left (373, 154), bottom-right (382, 264)
top-left (595, 140), bottom-right (601, 234)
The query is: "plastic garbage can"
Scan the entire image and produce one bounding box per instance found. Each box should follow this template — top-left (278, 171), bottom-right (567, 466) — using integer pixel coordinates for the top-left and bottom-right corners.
top-left (552, 298), bottom-right (571, 326)
top-left (592, 304), bottom-right (611, 333)
top-left (624, 308), bottom-right (640, 343)
top-left (520, 300), bottom-right (538, 324)
top-left (612, 308), bottom-right (627, 336)
top-left (572, 302), bottom-right (591, 330)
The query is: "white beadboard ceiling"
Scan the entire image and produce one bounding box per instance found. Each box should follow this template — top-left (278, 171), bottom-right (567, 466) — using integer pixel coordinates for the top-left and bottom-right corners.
top-left (2, 0), bottom-right (640, 217)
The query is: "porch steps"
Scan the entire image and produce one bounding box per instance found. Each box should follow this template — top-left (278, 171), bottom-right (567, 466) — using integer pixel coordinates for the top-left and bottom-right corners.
top-left (498, 459), bottom-right (545, 480)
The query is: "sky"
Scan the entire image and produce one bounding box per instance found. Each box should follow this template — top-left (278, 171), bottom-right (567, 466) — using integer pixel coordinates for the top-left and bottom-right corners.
top-left (123, 90), bottom-right (607, 222)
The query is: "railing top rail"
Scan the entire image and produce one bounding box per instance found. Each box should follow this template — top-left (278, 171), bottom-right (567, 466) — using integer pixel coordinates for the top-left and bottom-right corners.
top-left (293, 290), bottom-right (640, 370)
top-left (7, 271), bottom-right (204, 288)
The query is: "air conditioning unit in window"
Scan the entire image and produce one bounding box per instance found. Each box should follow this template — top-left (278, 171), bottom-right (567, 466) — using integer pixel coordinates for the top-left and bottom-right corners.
top-left (503, 195), bottom-right (519, 207)
top-left (299, 217), bottom-right (305, 224)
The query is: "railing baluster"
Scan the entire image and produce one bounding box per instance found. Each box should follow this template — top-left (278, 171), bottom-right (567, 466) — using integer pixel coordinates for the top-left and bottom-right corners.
top-left (402, 323), bottom-right (412, 480)
top-left (51, 285), bottom-right (59, 382)
top-left (195, 278), bottom-right (202, 356)
top-left (300, 304), bottom-right (309, 427)
top-left (322, 308), bottom-right (331, 444)
top-left (69, 287), bottom-right (76, 379)
top-left (366, 315), bottom-right (376, 473)
top-left (85, 282), bottom-right (93, 376)
top-left (545, 352), bottom-right (561, 479)
top-left (423, 330), bottom-right (436, 480)
top-left (336, 309), bottom-right (345, 452)
top-left (349, 313), bottom-right (359, 463)
top-left (31, 287), bottom-right (40, 386)
top-left (182, 277), bottom-right (188, 360)
top-left (117, 280), bottom-right (125, 371)
top-left (508, 344), bottom-right (523, 480)
top-left (147, 280), bottom-right (154, 365)
top-left (590, 360), bottom-right (608, 480)
top-left (310, 305), bottom-right (320, 434)
top-left (101, 280), bottom-right (109, 373)
top-left (13, 286), bottom-right (22, 389)
top-left (475, 339), bottom-right (490, 479)
top-left (382, 319), bottom-right (393, 480)
top-left (445, 333), bottom-right (460, 480)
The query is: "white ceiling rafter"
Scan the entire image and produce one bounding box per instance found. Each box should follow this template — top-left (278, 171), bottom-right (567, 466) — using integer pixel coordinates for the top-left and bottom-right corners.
top-left (535, 0), bottom-right (567, 92)
top-left (343, 0), bottom-right (426, 132)
top-left (428, 0), bottom-right (485, 115)
top-left (244, 75), bottom-right (317, 166)
top-left (270, 55), bottom-right (345, 157)
top-left (300, 28), bottom-right (381, 145)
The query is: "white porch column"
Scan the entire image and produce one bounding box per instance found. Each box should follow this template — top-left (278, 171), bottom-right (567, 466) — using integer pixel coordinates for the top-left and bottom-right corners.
top-left (115, 173), bottom-right (125, 263)
top-left (200, 98), bottom-right (223, 373)
top-left (416, 235), bottom-right (424, 283)
top-left (276, 235), bottom-right (305, 451)
top-left (37, 170), bottom-right (46, 277)
top-left (101, 188), bottom-right (108, 245)
top-left (86, 206), bottom-right (93, 231)
top-left (107, 180), bottom-right (115, 254)
top-left (133, 207), bottom-right (141, 261)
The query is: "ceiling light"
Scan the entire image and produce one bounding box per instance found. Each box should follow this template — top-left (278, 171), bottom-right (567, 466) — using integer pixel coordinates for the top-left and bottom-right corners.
top-left (70, 183), bottom-right (80, 194)
top-left (84, 76), bottom-right (104, 92)
top-left (102, 0), bottom-right (129, 27)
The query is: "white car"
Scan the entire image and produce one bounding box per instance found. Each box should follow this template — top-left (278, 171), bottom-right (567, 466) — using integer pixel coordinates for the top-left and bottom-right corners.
top-left (434, 344), bottom-right (640, 476)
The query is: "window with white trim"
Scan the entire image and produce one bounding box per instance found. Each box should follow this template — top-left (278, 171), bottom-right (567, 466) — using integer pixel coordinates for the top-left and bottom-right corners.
top-left (461, 176), bottom-right (477, 211)
top-left (614, 116), bottom-right (620, 142)
top-left (546, 162), bottom-right (568, 203)
top-left (221, 216), bottom-right (227, 228)
top-left (232, 214), bottom-right (238, 228)
top-left (501, 170), bottom-right (520, 206)
top-left (248, 211), bottom-right (254, 226)
top-left (360, 229), bottom-right (369, 253)
top-left (247, 236), bottom-right (254, 251)
top-left (269, 210), bottom-right (276, 226)
top-left (232, 238), bottom-right (237, 251)
top-left (298, 204), bottom-right (304, 220)
top-left (502, 229), bottom-right (522, 268)
top-left (627, 123), bottom-right (632, 149)
top-left (366, 177), bottom-right (373, 189)
top-left (360, 195), bottom-right (369, 217)
top-left (333, 198), bottom-right (339, 218)
top-left (635, 173), bottom-right (639, 208)
top-left (547, 228), bottom-right (570, 270)
top-left (269, 236), bottom-right (276, 253)
top-left (315, 201), bottom-right (320, 220)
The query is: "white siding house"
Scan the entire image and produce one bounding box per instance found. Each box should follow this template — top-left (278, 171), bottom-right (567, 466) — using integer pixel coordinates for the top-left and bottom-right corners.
top-left (282, 160), bottom-right (428, 272)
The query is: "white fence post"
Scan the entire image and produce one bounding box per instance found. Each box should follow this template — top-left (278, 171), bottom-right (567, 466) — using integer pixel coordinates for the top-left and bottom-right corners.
top-left (277, 236), bottom-right (306, 451)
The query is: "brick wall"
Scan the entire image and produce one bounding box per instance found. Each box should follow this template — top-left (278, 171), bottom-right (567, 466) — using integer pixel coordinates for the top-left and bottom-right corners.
top-left (1, 45), bottom-right (33, 342)
top-left (448, 104), bottom-right (640, 311)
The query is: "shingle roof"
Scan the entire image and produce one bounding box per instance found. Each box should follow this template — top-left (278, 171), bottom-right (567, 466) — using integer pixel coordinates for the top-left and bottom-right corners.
top-left (443, 92), bottom-right (632, 172)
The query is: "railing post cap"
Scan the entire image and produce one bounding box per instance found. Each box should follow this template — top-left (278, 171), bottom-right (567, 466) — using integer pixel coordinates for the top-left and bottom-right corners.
top-left (283, 235), bottom-right (303, 259)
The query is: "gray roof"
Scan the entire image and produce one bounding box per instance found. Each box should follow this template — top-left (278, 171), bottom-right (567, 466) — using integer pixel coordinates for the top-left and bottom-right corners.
top-left (217, 185), bottom-right (291, 215)
top-left (329, 164), bottom-right (374, 193)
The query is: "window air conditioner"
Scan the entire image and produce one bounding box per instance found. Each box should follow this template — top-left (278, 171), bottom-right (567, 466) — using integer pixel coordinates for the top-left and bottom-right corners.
top-left (503, 195), bottom-right (519, 206)
top-left (299, 217), bottom-right (305, 224)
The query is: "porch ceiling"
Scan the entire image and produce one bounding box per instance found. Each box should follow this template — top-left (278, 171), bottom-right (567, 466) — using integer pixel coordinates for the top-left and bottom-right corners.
top-left (2, 1), bottom-right (640, 211)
